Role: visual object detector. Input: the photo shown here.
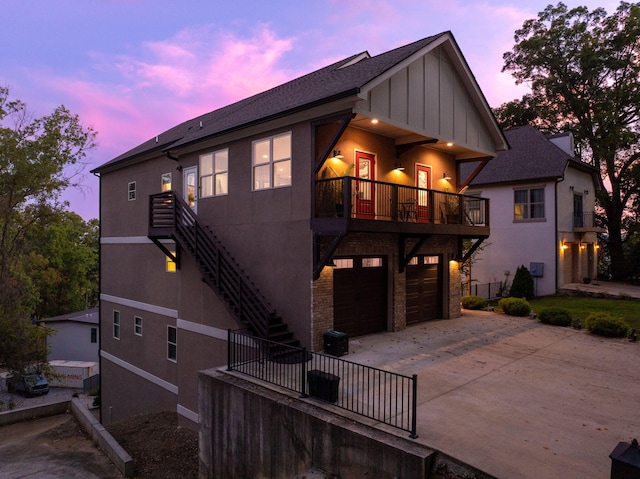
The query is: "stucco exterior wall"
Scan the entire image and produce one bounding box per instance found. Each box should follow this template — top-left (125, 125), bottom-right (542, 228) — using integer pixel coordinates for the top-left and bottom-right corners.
top-left (467, 181), bottom-right (558, 297)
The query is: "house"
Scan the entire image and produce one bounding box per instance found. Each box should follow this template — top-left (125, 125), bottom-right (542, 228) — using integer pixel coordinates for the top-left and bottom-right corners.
top-left (462, 126), bottom-right (604, 297)
top-left (39, 307), bottom-right (99, 363)
top-left (92, 31), bottom-right (508, 428)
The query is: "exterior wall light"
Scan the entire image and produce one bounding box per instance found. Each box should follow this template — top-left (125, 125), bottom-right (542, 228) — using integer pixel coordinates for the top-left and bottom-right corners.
top-left (332, 149), bottom-right (344, 159)
top-left (443, 172), bottom-right (452, 180)
top-left (395, 162), bottom-right (405, 171)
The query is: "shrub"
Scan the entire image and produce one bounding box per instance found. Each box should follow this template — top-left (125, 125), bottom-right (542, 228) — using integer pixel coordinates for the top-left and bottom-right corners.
top-left (538, 307), bottom-right (572, 327)
top-left (498, 297), bottom-right (532, 317)
top-left (509, 265), bottom-right (535, 300)
top-left (583, 312), bottom-right (630, 338)
top-left (461, 295), bottom-right (487, 310)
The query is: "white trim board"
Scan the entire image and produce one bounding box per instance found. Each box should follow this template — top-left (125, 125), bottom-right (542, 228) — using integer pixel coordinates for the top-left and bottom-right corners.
top-left (101, 350), bottom-right (178, 395)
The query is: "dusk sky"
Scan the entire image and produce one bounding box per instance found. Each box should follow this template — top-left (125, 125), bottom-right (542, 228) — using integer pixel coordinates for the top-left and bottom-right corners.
top-left (2, 0), bottom-right (621, 220)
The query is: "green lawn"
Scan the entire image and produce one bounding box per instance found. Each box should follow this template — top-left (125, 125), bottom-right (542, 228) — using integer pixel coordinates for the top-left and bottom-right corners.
top-left (529, 296), bottom-right (640, 330)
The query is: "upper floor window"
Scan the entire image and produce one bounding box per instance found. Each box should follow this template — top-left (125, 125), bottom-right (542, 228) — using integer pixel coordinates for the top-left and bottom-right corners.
top-left (252, 132), bottom-right (291, 190)
top-left (134, 316), bottom-right (143, 336)
top-left (514, 187), bottom-right (545, 221)
top-left (128, 182), bottom-right (136, 201)
top-left (113, 310), bottom-right (121, 339)
top-left (166, 252), bottom-right (177, 273)
top-left (161, 173), bottom-right (172, 192)
top-left (167, 326), bottom-right (177, 362)
top-left (200, 149), bottom-right (228, 197)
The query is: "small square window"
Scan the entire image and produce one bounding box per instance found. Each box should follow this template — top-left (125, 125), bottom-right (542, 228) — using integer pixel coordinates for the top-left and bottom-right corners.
top-left (167, 326), bottom-right (177, 362)
top-left (134, 316), bottom-right (143, 336)
top-left (128, 182), bottom-right (136, 201)
top-left (113, 311), bottom-right (120, 339)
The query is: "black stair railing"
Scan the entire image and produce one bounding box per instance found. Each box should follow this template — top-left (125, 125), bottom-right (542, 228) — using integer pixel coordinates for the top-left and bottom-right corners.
top-left (149, 191), bottom-right (283, 341)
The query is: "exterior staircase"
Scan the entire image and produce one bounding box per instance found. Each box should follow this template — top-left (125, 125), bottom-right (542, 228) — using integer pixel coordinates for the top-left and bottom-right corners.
top-left (148, 191), bottom-right (299, 347)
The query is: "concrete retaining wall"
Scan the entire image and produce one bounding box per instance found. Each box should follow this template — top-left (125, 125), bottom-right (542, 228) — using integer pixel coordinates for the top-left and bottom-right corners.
top-left (70, 398), bottom-right (134, 477)
top-left (0, 398), bottom-right (134, 477)
top-left (0, 400), bottom-right (70, 427)
top-left (199, 369), bottom-right (435, 479)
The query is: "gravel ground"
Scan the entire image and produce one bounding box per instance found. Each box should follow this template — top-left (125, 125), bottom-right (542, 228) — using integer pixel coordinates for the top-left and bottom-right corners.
top-left (0, 371), bottom-right (81, 412)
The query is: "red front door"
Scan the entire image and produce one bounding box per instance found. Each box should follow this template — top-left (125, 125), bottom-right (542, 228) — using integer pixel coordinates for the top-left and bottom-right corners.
top-left (355, 151), bottom-right (375, 219)
top-left (416, 164), bottom-right (431, 222)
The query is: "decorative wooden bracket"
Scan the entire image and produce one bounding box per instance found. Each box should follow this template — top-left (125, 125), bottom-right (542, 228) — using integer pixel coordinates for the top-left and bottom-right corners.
top-left (398, 235), bottom-right (430, 273)
top-left (313, 233), bottom-right (345, 280)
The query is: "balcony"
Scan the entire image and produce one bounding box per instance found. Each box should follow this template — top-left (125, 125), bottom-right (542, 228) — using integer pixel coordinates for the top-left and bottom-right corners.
top-left (313, 177), bottom-right (489, 237)
top-left (573, 212), bottom-right (606, 233)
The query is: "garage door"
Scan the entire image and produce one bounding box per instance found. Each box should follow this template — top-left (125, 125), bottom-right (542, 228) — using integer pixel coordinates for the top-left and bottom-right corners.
top-left (333, 256), bottom-right (387, 337)
top-left (406, 255), bottom-right (442, 324)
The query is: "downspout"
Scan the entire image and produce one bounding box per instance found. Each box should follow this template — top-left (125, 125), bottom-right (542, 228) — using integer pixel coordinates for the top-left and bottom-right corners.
top-left (555, 175), bottom-right (565, 293)
top-left (92, 170), bottom-right (102, 425)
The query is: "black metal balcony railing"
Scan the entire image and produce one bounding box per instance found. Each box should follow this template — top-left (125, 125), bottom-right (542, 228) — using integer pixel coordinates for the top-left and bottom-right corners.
top-left (227, 329), bottom-right (418, 438)
top-left (315, 177), bottom-right (488, 226)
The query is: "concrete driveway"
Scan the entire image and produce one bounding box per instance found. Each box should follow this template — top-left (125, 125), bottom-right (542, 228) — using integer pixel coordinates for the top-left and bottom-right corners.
top-left (347, 310), bottom-right (640, 479)
top-left (0, 414), bottom-right (121, 479)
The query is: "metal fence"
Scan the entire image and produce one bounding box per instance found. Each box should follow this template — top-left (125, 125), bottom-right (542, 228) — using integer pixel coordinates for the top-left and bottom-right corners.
top-left (227, 329), bottom-right (418, 438)
top-left (464, 281), bottom-right (503, 300)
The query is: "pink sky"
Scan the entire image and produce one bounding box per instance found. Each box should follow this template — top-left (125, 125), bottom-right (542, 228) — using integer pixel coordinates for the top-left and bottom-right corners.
top-left (1, 0), bottom-right (621, 219)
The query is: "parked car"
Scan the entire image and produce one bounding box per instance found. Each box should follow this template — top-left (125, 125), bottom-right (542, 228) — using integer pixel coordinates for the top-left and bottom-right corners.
top-left (6, 373), bottom-right (49, 397)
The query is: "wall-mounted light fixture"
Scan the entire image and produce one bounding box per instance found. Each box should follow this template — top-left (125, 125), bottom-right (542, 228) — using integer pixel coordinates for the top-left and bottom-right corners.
top-left (570, 186), bottom-right (574, 192)
top-left (584, 190), bottom-right (589, 195)
top-left (443, 172), bottom-right (452, 180)
top-left (561, 241), bottom-right (568, 250)
top-left (394, 162), bottom-right (405, 171)
top-left (326, 258), bottom-right (336, 267)
top-left (332, 149), bottom-right (344, 159)
top-left (446, 142), bottom-right (453, 147)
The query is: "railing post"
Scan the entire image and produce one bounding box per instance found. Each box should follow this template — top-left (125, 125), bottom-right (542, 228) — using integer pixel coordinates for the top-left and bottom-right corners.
top-left (227, 329), bottom-right (233, 371)
top-left (343, 177), bottom-right (352, 218)
top-left (300, 347), bottom-right (308, 398)
top-left (410, 373), bottom-right (418, 438)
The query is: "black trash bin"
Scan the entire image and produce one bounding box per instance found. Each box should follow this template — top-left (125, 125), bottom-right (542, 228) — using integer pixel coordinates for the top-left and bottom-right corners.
top-left (323, 330), bottom-right (348, 357)
top-left (610, 438), bottom-right (640, 479)
top-left (307, 369), bottom-right (339, 403)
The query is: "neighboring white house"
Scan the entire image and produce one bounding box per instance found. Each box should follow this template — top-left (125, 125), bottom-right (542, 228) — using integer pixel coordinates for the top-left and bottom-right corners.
top-left (462, 126), bottom-right (604, 297)
top-left (39, 308), bottom-right (99, 362)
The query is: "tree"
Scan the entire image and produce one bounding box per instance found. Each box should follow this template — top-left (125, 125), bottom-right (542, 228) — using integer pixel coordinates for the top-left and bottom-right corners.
top-left (500, 2), bottom-right (640, 280)
top-left (509, 265), bottom-right (535, 300)
top-left (0, 87), bottom-right (97, 372)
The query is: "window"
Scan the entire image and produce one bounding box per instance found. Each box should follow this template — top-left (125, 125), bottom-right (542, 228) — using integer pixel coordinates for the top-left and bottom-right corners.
top-left (90, 327), bottom-right (97, 344)
top-left (134, 316), bottom-right (143, 336)
top-left (161, 173), bottom-right (172, 192)
top-left (167, 326), bottom-right (177, 362)
top-left (166, 252), bottom-right (177, 273)
top-left (514, 188), bottom-right (545, 220)
top-left (333, 258), bottom-right (354, 269)
top-left (113, 311), bottom-right (120, 339)
top-left (252, 132), bottom-right (291, 190)
top-left (362, 257), bottom-right (383, 268)
top-left (128, 182), bottom-right (136, 201)
top-left (200, 149), bottom-right (228, 197)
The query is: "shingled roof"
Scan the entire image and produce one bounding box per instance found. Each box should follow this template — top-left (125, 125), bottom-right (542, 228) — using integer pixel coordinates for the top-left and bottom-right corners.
top-left (94, 32), bottom-right (448, 172)
top-left (465, 126), bottom-right (593, 187)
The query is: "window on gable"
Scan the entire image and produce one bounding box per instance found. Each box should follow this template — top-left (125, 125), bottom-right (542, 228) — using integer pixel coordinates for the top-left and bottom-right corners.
top-left (128, 182), bottom-right (136, 201)
top-left (514, 187), bottom-right (545, 221)
top-left (113, 310), bottom-right (120, 339)
top-left (161, 173), bottom-right (172, 192)
top-left (134, 316), bottom-right (143, 336)
top-left (167, 326), bottom-right (177, 362)
top-left (200, 149), bottom-right (228, 197)
top-left (252, 132), bottom-right (291, 190)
